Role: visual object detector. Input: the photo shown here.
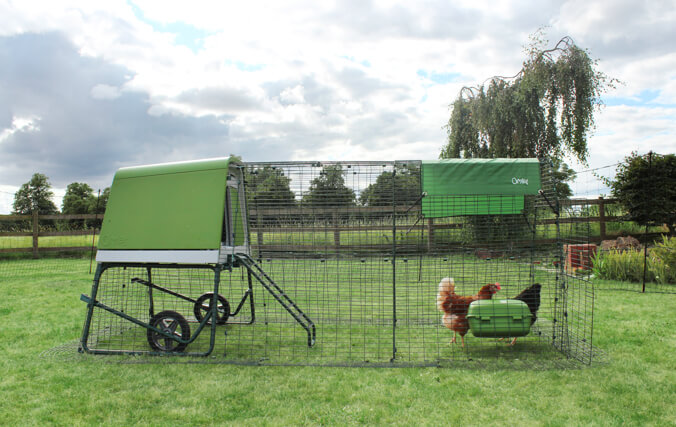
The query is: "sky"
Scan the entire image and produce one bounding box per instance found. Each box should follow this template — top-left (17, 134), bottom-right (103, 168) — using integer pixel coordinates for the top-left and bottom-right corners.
top-left (0, 0), bottom-right (675, 213)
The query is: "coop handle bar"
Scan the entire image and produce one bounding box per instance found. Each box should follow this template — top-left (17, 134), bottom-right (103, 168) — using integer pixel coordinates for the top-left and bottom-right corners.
top-left (80, 294), bottom-right (215, 347)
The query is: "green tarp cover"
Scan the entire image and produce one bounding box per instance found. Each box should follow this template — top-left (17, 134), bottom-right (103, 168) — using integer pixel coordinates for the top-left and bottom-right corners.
top-left (98, 158), bottom-right (233, 250)
top-left (421, 159), bottom-right (541, 217)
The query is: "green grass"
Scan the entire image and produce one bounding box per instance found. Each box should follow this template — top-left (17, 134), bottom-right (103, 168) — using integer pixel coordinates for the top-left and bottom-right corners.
top-left (1, 258), bottom-right (675, 425)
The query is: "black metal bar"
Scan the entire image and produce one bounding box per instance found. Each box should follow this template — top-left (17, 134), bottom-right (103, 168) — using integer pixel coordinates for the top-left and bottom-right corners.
top-left (642, 151), bottom-right (652, 293)
top-left (642, 224), bottom-right (648, 293)
top-left (131, 277), bottom-right (199, 305)
top-left (391, 168), bottom-right (397, 363)
top-left (223, 268), bottom-right (256, 325)
top-left (146, 267), bottom-right (154, 317)
top-left (80, 263), bottom-right (104, 352)
top-left (231, 290), bottom-right (252, 317)
top-left (247, 268), bottom-right (256, 322)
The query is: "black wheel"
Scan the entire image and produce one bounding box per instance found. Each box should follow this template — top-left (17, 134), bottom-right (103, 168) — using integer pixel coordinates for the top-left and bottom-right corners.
top-left (147, 310), bottom-right (190, 352)
top-left (193, 293), bottom-right (230, 325)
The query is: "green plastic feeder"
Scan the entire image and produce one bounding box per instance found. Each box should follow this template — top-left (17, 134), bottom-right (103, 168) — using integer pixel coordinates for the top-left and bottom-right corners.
top-left (467, 299), bottom-right (533, 338)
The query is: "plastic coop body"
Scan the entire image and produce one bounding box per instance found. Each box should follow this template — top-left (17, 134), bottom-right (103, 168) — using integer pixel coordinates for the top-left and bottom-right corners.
top-left (96, 156), bottom-right (248, 264)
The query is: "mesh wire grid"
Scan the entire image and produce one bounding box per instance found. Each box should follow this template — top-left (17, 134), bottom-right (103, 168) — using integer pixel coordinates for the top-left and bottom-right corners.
top-left (78, 160), bottom-right (598, 366)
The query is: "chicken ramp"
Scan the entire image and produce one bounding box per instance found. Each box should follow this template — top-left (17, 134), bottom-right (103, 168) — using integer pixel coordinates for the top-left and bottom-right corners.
top-left (234, 253), bottom-right (316, 347)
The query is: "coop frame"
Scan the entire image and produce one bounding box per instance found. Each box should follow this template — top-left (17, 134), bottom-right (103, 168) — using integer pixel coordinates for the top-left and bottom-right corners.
top-left (80, 157), bottom-right (595, 366)
top-left (80, 157), bottom-right (316, 356)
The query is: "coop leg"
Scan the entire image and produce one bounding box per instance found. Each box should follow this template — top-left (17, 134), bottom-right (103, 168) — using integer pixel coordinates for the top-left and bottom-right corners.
top-left (146, 266), bottom-right (154, 318)
top-left (80, 263), bottom-right (106, 353)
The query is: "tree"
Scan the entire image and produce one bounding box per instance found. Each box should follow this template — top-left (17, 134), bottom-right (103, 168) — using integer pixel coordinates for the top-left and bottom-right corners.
top-left (89, 187), bottom-right (110, 215)
top-left (12, 173), bottom-right (58, 215)
top-left (550, 158), bottom-right (576, 200)
top-left (302, 165), bottom-right (355, 208)
top-left (440, 32), bottom-right (617, 164)
top-left (609, 152), bottom-right (676, 234)
top-left (247, 166), bottom-right (296, 208)
top-left (62, 182), bottom-right (105, 229)
top-left (359, 165), bottom-right (421, 207)
top-left (62, 182), bottom-right (95, 215)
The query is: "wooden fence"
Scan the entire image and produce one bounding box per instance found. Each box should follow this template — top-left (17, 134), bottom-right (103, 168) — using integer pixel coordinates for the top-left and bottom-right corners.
top-left (250, 197), bottom-right (624, 253)
top-left (0, 212), bottom-right (100, 258)
top-left (0, 197), bottom-right (656, 258)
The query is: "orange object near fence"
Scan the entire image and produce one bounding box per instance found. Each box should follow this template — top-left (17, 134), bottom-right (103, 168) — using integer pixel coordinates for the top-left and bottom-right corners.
top-left (564, 244), bottom-right (597, 273)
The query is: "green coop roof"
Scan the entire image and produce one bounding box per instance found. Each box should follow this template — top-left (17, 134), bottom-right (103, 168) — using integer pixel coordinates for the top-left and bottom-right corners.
top-left (98, 157), bottom-right (236, 251)
top-left (421, 158), bottom-right (541, 217)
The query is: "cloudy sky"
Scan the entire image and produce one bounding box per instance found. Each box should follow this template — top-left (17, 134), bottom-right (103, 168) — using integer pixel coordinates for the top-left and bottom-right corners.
top-left (1, 0), bottom-right (675, 213)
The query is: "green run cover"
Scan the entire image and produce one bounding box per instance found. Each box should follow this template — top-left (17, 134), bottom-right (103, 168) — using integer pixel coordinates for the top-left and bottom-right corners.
top-left (98, 157), bottom-right (234, 250)
top-left (421, 159), bottom-right (540, 217)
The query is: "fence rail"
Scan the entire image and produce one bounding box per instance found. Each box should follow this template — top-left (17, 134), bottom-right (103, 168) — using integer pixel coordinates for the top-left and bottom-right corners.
top-left (0, 197), bottom-right (660, 258)
top-left (0, 212), bottom-right (100, 258)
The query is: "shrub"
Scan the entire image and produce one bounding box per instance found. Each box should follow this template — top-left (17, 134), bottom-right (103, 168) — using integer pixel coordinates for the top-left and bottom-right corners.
top-left (651, 235), bottom-right (676, 284)
top-left (592, 235), bottom-right (676, 284)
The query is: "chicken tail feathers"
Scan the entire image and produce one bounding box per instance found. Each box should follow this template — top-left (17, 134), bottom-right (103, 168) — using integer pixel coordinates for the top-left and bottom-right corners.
top-left (436, 277), bottom-right (455, 312)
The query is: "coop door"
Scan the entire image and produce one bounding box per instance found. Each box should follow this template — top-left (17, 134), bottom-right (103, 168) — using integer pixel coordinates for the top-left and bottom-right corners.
top-left (222, 170), bottom-right (248, 252)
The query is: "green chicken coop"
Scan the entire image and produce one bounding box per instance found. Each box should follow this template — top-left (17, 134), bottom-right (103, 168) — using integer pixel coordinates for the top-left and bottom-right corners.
top-left (80, 156), bottom-right (595, 366)
top-left (95, 157), bottom-right (249, 264)
top-left (80, 157), bottom-right (315, 356)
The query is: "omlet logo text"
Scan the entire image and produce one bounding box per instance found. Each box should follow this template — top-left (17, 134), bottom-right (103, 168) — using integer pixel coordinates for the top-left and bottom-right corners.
top-left (512, 177), bottom-right (529, 185)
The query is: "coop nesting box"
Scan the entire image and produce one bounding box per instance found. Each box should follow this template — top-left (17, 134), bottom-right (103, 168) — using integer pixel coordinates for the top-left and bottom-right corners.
top-left (96, 156), bottom-right (249, 264)
top-left (467, 299), bottom-right (533, 338)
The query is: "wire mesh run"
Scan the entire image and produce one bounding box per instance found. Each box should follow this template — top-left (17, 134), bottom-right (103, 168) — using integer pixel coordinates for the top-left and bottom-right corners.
top-left (81, 160), bottom-right (597, 366)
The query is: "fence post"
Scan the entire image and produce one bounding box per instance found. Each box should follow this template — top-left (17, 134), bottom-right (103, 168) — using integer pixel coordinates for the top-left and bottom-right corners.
top-left (32, 210), bottom-right (39, 259)
top-left (598, 196), bottom-right (606, 240)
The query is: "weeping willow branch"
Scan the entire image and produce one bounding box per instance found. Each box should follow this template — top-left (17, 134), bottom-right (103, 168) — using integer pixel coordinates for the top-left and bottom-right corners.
top-left (441, 33), bottom-right (619, 164)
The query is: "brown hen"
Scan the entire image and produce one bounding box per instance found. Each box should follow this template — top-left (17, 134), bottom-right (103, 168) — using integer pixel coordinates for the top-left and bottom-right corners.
top-left (436, 277), bottom-right (501, 347)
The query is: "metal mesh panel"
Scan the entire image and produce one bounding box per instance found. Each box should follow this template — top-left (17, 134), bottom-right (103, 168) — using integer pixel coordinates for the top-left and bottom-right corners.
top-left (81, 159), bottom-right (597, 366)
top-left (83, 265), bottom-right (220, 354)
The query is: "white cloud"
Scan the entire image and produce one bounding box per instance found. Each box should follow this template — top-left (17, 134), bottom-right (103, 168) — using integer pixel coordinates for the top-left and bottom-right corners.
top-left (0, 185), bottom-right (17, 214)
top-left (0, 116), bottom-right (40, 143)
top-left (0, 0), bottom-right (674, 211)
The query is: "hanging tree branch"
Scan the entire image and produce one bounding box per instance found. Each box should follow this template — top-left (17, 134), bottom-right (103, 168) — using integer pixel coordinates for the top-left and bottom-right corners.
top-left (441, 32), bottom-right (619, 164)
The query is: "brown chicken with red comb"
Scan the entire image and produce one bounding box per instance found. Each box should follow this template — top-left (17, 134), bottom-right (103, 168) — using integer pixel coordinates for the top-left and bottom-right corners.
top-left (437, 277), bottom-right (501, 347)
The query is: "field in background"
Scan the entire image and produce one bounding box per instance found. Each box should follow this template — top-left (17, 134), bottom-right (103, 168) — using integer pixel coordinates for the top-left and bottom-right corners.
top-left (0, 258), bottom-right (674, 425)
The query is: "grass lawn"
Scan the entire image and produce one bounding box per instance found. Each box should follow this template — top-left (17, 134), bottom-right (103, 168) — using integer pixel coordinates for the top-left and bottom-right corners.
top-left (0, 258), bottom-right (674, 425)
